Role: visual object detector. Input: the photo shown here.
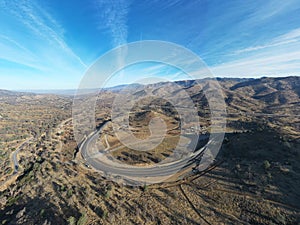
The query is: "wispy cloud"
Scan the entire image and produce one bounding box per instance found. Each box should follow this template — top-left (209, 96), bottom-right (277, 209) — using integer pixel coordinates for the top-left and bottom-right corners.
top-left (5, 0), bottom-right (87, 68)
top-left (0, 34), bottom-right (45, 71)
top-left (0, 0), bottom-right (87, 70)
top-left (234, 28), bottom-right (300, 54)
top-left (246, 0), bottom-right (298, 22)
top-left (209, 26), bottom-right (300, 77)
top-left (94, 0), bottom-right (131, 82)
top-left (1, 0), bottom-right (299, 89)
top-left (0, 0), bottom-right (90, 88)
top-left (95, 0), bottom-right (131, 46)
top-left (0, 34), bottom-right (32, 55)
top-left (211, 50), bottom-right (300, 77)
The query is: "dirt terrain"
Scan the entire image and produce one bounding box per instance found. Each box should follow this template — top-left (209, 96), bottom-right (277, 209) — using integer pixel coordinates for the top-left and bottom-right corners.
top-left (0, 76), bottom-right (299, 225)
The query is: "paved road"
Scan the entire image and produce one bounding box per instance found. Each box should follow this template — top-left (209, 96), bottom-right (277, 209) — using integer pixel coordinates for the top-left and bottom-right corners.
top-left (80, 123), bottom-right (215, 180)
top-left (11, 137), bottom-right (33, 173)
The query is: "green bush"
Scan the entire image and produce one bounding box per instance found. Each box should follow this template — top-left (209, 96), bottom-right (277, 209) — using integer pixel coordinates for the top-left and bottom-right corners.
top-left (263, 160), bottom-right (271, 170)
top-left (102, 210), bottom-right (108, 219)
top-left (40, 209), bottom-right (45, 217)
top-left (67, 216), bottom-right (76, 225)
top-left (104, 190), bottom-right (111, 199)
top-left (67, 189), bottom-right (73, 198)
top-left (143, 184), bottom-right (148, 192)
top-left (60, 185), bottom-right (66, 192)
top-left (77, 213), bottom-right (87, 225)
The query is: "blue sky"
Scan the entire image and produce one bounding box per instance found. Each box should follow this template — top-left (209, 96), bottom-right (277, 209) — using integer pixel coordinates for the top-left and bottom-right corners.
top-left (0, 0), bottom-right (300, 90)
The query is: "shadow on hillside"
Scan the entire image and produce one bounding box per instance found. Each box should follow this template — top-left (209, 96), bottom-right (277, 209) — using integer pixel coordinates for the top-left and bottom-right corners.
top-left (0, 195), bottom-right (79, 225)
top-left (203, 120), bottom-right (300, 219)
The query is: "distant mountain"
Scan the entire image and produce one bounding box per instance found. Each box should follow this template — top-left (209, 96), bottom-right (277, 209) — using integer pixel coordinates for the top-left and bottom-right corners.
top-left (121, 76), bottom-right (300, 115)
top-left (15, 89), bottom-right (77, 96)
top-left (0, 89), bottom-right (35, 96)
top-left (0, 89), bottom-right (15, 95)
top-left (229, 76), bottom-right (300, 105)
top-left (2, 76), bottom-right (299, 106)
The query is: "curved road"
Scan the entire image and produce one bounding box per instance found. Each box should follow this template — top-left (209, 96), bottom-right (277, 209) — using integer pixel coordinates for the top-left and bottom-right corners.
top-left (11, 137), bottom-right (33, 173)
top-left (80, 123), bottom-right (216, 180)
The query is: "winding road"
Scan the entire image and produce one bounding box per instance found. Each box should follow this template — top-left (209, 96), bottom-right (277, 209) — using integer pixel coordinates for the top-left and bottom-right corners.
top-left (80, 123), bottom-right (218, 183)
top-left (11, 137), bottom-right (33, 173)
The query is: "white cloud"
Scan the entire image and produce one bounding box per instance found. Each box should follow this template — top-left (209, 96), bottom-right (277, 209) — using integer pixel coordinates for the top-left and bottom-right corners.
top-left (211, 50), bottom-right (300, 77)
top-left (273, 28), bottom-right (300, 42)
top-left (95, 0), bottom-right (131, 46)
top-left (234, 28), bottom-right (300, 54)
top-left (246, 0), bottom-right (299, 24)
top-left (0, 35), bottom-right (45, 71)
top-left (1, 0), bottom-right (87, 68)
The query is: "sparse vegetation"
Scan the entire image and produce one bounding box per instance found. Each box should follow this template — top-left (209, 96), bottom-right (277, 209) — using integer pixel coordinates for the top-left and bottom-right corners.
top-left (77, 213), bottom-right (87, 225)
top-left (263, 160), bottom-right (271, 170)
top-left (0, 77), bottom-right (299, 224)
top-left (67, 216), bottom-right (76, 225)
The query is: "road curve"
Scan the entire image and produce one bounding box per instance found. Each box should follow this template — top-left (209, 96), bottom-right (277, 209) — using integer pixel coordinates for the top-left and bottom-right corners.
top-left (80, 123), bottom-right (214, 180)
top-left (11, 137), bottom-right (33, 173)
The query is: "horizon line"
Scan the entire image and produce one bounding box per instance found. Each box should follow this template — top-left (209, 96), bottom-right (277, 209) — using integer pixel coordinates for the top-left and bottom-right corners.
top-left (3, 74), bottom-right (300, 92)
